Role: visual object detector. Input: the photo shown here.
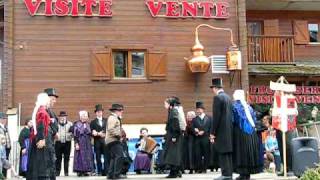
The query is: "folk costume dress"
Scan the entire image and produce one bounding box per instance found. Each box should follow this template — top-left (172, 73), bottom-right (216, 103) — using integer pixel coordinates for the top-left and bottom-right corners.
top-left (18, 126), bottom-right (31, 177)
top-left (73, 120), bottom-right (94, 174)
top-left (232, 95), bottom-right (263, 178)
top-left (27, 106), bottom-right (52, 180)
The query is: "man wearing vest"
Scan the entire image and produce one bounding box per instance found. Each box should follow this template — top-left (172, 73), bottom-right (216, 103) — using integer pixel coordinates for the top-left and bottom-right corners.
top-left (55, 111), bottom-right (73, 176)
top-left (105, 104), bottom-right (125, 179)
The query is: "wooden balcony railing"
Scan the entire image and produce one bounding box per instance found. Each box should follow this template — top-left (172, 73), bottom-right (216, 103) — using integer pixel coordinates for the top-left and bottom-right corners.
top-left (248, 35), bottom-right (295, 64)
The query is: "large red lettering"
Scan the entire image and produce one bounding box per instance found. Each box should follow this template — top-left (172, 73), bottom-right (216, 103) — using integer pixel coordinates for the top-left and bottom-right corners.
top-left (45, 0), bottom-right (53, 16)
top-left (145, 0), bottom-right (163, 17)
top-left (54, 0), bottom-right (69, 16)
top-left (199, 2), bottom-right (213, 18)
top-left (99, 0), bottom-right (112, 16)
top-left (215, 2), bottom-right (229, 19)
top-left (81, 0), bottom-right (97, 16)
top-left (23, 0), bottom-right (42, 16)
top-left (166, 1), bottom-right (180, 17)
top-left (181, 1), bottom-right (197, 17)
top-left (71, 0), bottom-right (79, 16)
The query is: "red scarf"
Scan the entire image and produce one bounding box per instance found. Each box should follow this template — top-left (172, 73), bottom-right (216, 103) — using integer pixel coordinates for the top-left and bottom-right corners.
top-left (30, 106), bottom-right (51, 141)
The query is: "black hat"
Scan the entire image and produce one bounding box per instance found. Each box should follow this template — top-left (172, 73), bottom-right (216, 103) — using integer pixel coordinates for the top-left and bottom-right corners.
top-left (210, 78), bottom-right (223, 88)
top-left (196, 101), bottom-right (205, 109)
top-left (44, 88), bottom-right (59, 98)
top-left (95, 104), bottom-right (104, 113)
top-left (58, 111), bottom-right (68, 117)
top-left (0, 112), bottom-right (7, 119)
top-left (109, 104), bottom-right (124, 111)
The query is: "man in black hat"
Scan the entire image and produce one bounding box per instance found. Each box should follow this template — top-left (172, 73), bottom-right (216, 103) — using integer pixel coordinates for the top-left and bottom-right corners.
top-left (90, 104), bottom-right (108, 176)
top-left (209, 78), bottom-right (234, 180)
top-left (0, 112), bottom-right (10, 177)
top-left (191, 101), bottom-right (212, 173)
top-left (105, 104), bottom-right (125, 179)
top-left (44, 88), bottom-right (59, 180)
top-left (55, 111), bottom-right (73, 176)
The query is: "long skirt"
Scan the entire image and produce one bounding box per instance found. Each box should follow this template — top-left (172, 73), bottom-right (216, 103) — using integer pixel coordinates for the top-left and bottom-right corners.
top-left (134, 151), bottom-right (152, 171)
top-left (233, 126), bottom-right (263, 175)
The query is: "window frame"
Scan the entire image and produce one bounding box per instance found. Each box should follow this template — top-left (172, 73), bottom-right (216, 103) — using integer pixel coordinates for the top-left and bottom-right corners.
top-left (112, 49), bottom-right (147, 79)
top-left (308, 22), bottom-right (320, 44)
top-left (246, 21), bottom-right (263, 36)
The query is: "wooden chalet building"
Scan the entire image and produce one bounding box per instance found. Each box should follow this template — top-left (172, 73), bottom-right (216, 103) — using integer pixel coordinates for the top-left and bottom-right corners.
top-left (2, 0), bottom-right (247, 123)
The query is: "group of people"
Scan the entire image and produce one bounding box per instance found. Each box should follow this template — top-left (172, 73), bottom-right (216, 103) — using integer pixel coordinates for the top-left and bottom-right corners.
top-left (0, 77), bottom-right (295, 180)
top-left (156, 78), bottom-right (263, 180)
top-left (14, 88), bottom-right (131, 180)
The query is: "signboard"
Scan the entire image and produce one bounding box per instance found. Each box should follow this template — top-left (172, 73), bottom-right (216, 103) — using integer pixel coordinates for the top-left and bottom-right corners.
top-left (23, 0), bottom-right (113, 17)
top-left (145, 0), bottom-right (229, 19)
top-left (249, 85), bottom-right (320, 104)
top-left (23, 0), bottom-right (229, 19)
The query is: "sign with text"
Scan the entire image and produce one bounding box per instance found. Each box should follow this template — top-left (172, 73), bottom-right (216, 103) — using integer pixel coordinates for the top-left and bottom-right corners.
top-left (23, 0), bottom-right (229, 19)
top-left (145, 0), bottom-right (229, 19)
top-left (249, 85), bottom-right (320, 104)
top-left (23, 0), bottom-right (113, 17)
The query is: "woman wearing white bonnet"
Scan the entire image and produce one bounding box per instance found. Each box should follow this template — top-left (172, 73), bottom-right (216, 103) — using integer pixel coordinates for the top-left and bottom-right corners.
top-left (232, 89), bottom-right (263, 180)
top-left (27, 92), bottom-right (52, 179)
top-left (73, 110), bottom-right (94, 176)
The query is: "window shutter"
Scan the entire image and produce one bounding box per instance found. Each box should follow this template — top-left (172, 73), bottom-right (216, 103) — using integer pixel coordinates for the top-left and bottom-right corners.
top-left (147, 51), bottom-right (167, 80)
top-left (264, 19), bottom-right (279, 35)
top-left (209, 55), bottom-right (229, 74)
top-left (91, 50), bottom-right (112, 80)
top-left (293, 20), bottom-right (309, 45)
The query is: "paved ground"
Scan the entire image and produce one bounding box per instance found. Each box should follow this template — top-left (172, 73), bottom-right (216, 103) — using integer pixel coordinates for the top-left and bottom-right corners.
top-left (53, 172), bottom-right (298, 180)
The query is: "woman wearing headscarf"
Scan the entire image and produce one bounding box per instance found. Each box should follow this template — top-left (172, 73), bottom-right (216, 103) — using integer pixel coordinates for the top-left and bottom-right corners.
top-left (162, 96), bottom-right (183, 178)
top-left (73, 111), bottom-right (94, 176)
top-left (18, 118), bottom-right (33, 177)
top-left (232, 90), bottom-right (263, 180)
top-left (27, 93), bottom-right (52, 180)
top-left (183, 111), bottom-right (196, 174)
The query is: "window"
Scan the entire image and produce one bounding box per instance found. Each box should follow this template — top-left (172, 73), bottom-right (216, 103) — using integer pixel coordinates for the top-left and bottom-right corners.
top-left (308, 23), bottom-right (319, 42)
top-left (91, 48), bottom-right (167, 81)
top-left (113, 50), bottom-right (146, 78)
top-left (247, 21), bottom-right (262, 35)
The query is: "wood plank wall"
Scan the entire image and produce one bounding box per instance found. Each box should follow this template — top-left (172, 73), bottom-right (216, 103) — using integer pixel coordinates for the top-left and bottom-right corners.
top-left (11, 0), bottom-right (242, 123)
top-left (247, 10), bottom-right (320, 62)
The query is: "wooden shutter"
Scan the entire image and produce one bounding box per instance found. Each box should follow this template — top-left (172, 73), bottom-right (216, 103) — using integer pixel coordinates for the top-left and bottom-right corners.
top-left (293, 20), bottom-right (309, 45)
top-left (147, 51), bottom-right (167, 80)
top-left (91, 50), bottom-right (112, 80)
top-left (264, 19), bottom-right (279, 35)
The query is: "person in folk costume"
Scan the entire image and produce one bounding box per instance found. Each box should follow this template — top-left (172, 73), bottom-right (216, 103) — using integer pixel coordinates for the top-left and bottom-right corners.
top-left (18, 117), bottom-right (33, 177)
top-left (120, 128), bottom-right (132, 177)
top-left (134, 127), bottom-right (153, 174)
top-left (163, 96), bottom-right (183, 178)
top-left (0, 112), bottom-right (11, 178)
top-left (183, 111), bottom-right (196, 174)
top-left (90, 104), bottom-right (108, 176)
top-left (73, 110), bottom-right (94, 176)
top-left (105, 103), bottom-right (126, 179)
top-left (26, 93), bottom-right (53, 180)
top-left (191, 101), bottom-right (212, 173)
top-left (232, 90), bottom-right (263, 180)
top-left (55, 111), bottom-right (73, 176)
top-left (172, 97), bottom-right (186, 175)
top-left (209, 78), bottom-right (233, 180)
top-left (44, 88), bottom-right (59, 179)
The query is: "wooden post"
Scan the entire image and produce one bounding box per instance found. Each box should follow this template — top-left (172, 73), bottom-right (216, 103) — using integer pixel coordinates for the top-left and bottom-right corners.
top-left (282, 131), bottom-right (287, 177)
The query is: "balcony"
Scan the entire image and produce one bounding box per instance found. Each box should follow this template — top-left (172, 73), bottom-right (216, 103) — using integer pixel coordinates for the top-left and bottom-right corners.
top-left (248, 35), bottom-right (295, 64)
top-left (246, 0), bottom-right (320, 11)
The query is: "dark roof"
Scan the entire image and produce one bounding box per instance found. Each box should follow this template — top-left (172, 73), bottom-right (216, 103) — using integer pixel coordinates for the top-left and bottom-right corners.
top-left (249, 63), bottom-right (320, 76)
